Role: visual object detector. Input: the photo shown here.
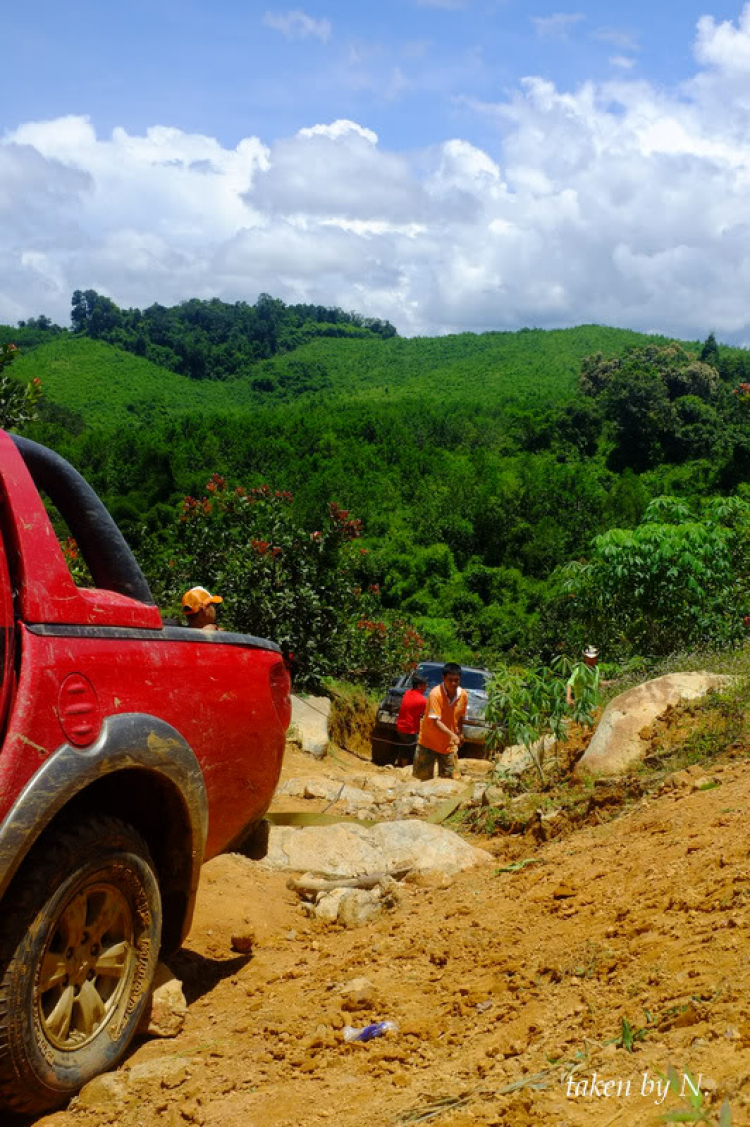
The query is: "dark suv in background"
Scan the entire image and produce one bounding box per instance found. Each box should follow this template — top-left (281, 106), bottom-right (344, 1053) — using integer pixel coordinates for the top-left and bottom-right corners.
top-left (371, 661), bottom-right (492, 765)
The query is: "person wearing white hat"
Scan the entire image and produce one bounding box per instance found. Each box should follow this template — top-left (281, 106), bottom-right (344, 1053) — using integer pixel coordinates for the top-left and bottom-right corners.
top-left (566, 645), bottom-right (600, 706)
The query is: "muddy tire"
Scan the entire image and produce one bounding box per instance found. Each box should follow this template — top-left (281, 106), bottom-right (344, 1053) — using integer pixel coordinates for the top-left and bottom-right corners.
top-left (0, 816), bottom-right (161, 1115)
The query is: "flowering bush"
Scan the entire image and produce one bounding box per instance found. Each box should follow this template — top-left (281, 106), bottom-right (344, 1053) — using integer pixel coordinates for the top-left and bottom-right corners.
top-left (0, 343), bottom-right (43, 430)
top-left (733, 382), bottom-right (750, 411)
top-left (60, 537), bottom-right (93, 587)
top-left (154, 475), bottom-right (424, 690)
top-left (350, 616), bottom-right (425, 688)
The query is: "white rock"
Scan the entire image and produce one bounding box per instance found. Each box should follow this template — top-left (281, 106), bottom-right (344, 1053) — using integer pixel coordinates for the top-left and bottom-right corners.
top-left (338, 889), bottom-right (382, 928)
top-left (339, 784), bottom-right (373, 805)
top-left (410, 778), bottom-right (466, 799)
top-left (278, 778), bottom-right (307, 797)
top-left (288, 695), bottom-right (331, 759)
top-left (303, 779), bottom-right (339, 800)
top-left (315, 888), bottom-right (348, 922)
top-left (277, 776), bottom-right (372, 806)
top-left (261, 819), bottom-right (492, 877)
top-left (497, 737), bottom-right (554, 776)
top-left (482, 784), bottom-right (505, 807)
top-left (363, 775), bottom-right (403, 794)
top-left (576, 673), bottom-right (734, 777)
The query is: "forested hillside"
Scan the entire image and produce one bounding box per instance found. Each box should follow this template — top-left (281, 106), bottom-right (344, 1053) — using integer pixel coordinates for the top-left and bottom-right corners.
top-left (3, 295), bottom-right (749, 686)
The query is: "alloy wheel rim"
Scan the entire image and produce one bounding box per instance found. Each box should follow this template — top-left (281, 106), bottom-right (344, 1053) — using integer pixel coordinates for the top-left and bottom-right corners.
top-left (36, 881), bottom-right (136, 1051)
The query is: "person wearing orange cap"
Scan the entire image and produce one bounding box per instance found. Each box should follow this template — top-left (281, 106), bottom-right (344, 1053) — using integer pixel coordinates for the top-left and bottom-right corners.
top-left (181, 586), bottom-right (224, 631)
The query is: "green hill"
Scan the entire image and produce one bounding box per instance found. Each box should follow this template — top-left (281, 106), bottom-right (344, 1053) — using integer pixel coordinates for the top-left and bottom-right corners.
top-left (14, 324), bottom-right (687, 429)
top-left (12, 316), bottom-right (746, 677)
top-left (249, 324), bottom-right (683, 407)
top-left (11, 338), bottom-right (258, 428)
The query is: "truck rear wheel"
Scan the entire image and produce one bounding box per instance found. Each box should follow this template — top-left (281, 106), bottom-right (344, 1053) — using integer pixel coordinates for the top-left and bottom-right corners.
top-left (0, 816), bottom-right (161, 1115)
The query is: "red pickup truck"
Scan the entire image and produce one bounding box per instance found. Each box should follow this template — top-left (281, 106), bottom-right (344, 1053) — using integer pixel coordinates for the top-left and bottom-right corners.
top-left (0, 431), bottom-right (290, 1114)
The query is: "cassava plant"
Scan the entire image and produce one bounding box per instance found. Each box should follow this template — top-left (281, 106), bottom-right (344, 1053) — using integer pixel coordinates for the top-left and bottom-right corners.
top-left (558, 496), bottom-right (749, 657)
top-left (485, 657), bottom-right (598, 785)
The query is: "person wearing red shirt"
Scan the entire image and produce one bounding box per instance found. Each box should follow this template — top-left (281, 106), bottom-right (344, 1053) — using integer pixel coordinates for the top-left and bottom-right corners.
top-left (395, 674), bottom-right (428, 766)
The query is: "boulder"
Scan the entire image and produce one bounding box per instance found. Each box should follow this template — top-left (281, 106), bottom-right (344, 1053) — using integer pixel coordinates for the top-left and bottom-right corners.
top-left (288, 695), bottom-right (331, 759)
top-left (575, 673), bottom-right (733, 777)
top-left (261, 819), bottom-right (492, 878)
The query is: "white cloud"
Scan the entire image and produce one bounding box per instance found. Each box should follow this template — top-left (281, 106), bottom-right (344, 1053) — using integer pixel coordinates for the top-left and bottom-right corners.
top-left (694, 3), bottom-right (750, 72)
top-left (532, 13), bottom-right (585, 41)
top-left (593, 28), bottom-right (639, 51)
top-left (610, 56), bottom-right (635, 70)
top-left (298, 119), bottom-right (378, 143)
top-left (263, 9), bottom-right (331, 43)
top-left (9, 10), bottom-right (750, 339)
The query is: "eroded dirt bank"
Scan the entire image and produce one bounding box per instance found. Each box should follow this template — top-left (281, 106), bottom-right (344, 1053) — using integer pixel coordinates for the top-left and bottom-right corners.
top-left (33, 747), bottom-right (750, 1127)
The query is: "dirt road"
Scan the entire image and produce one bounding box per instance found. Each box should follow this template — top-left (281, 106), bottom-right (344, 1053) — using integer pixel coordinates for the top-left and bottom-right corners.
top-left (34, 745), bottom-right (750, 1127)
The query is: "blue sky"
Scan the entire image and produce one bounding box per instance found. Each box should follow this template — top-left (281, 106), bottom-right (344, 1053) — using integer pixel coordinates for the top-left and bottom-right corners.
top-left (4, 3), bottom-right (750, 339)
top-left (4, 1), bottom-right (742, 150)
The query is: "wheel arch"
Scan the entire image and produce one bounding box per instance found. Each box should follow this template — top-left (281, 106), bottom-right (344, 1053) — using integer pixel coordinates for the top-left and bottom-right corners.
top-left (0, 713), bottom-right (208, 956)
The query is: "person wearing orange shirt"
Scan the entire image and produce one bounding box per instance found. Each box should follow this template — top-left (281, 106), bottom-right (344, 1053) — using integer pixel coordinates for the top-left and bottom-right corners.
top-left (413, 662), bottom-right (467, 780)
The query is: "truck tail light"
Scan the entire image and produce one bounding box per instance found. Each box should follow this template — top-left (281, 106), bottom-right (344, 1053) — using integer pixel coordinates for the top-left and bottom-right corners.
top-left (269, 660), bottom-right (291, 731)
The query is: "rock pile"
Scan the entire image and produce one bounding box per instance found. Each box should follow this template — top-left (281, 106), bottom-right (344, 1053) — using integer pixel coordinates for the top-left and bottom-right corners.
top-left (277, 760), bottom-right (492, 821)
top-left (257, 817), bottom-right (493, 926)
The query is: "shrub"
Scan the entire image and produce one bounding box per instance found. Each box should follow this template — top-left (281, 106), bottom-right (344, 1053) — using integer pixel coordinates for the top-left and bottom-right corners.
top-left (151, 476), bottom-right (424, 690)
top-left (557, 497), bottom-right (749, 657)
top-left (0, 343), bottom-right (42, 430)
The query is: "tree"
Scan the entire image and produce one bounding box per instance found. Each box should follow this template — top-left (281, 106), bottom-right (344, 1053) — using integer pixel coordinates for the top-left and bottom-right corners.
top-left (601, 365), bottom-right (672, 471)
top-left (700, 331), bottom-right (720, 368)
top-left (579, 343), bottom-right (729, 470)
top-left (558, 496), bottom-right (749, 656)
top-left (71, 289), bottom-right (121, 337)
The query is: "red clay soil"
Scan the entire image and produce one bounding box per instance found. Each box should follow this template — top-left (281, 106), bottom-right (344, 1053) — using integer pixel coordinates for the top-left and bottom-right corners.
top-left (33, 750), bottom-right (750, 1127)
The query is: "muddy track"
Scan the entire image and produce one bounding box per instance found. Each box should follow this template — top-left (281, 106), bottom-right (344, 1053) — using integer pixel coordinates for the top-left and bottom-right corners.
top-left (30, 745), bottom-right (750, 1127)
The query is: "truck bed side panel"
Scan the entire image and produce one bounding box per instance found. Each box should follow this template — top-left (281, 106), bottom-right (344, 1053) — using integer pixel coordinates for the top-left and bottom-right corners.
top-left (0, 629), bottom-right (286, 858)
